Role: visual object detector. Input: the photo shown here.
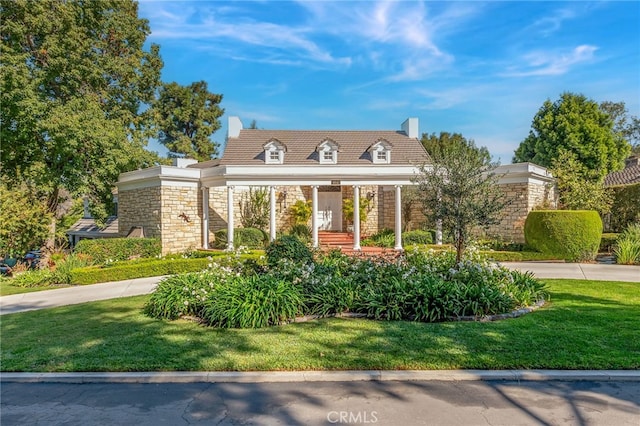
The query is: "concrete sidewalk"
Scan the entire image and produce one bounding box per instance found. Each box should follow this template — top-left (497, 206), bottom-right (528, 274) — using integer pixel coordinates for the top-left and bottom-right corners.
top-left (502, 262), bottom-right (640, 282)
top-left (1, 263), bottom-right (638, 316)
top-left (2, 369), bottom-right (639, 384)
top-left (0, 276), bottom-right (164, 315)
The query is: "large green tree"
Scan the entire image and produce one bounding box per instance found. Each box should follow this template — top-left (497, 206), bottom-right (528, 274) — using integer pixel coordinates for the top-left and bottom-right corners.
top-left (0, 0), bottom-right (163, 243)
top-left (153, 80), bottom-right (224, 161)
top-left (416, 133), bottom-right (508, 263)
top-left (513, 92), bottom-right (630, 179)
top-left (599, 101), bottom-right (640, 155)
top-left (551, 150), bottom-right (612, 214)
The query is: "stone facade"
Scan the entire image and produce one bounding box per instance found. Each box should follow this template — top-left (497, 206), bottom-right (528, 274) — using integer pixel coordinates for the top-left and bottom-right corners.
top-left (484, 181), bottom-right (556, 243)
top-left (118, 187), bottom-right (162, 239)
top-left (120, 179), bottom-right (554, 254)
top-left (118, 185), bottom-right (201, 255)
top-left (160, 186), bottom-right (201, 254)
top-left (116, 159), bottom-right (555, 254)
top-left (340, 185), bottom-right (379, 236)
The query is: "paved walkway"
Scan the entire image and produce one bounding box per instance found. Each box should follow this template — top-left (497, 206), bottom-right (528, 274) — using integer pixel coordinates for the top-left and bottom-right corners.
top-left (1, 263), bottom-right (638, 316)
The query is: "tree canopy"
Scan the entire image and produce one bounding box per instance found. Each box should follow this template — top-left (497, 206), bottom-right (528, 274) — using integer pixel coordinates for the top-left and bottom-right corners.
top-left (153, 80), bottom-right (224, 161)
top-left (0, 0), bottom-right (163, 228)
top-left (599, 101), bottom-right (640, 156)
top-left (513, 92), bottom-right (630, 179)
top-left (416, 132), bottom-right (507, 263)
top-left (551, 150), bottom-right (612, 214)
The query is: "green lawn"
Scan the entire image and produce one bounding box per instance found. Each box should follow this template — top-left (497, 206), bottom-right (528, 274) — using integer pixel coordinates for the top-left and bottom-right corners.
top-left (0, 280), bottom-right (72, 296)
top-left (1, 279), bottom-right (638, 372)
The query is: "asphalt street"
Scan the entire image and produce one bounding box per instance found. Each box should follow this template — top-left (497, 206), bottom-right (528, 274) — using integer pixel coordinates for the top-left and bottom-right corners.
top-left (2, 380), bottom-right (639, 425)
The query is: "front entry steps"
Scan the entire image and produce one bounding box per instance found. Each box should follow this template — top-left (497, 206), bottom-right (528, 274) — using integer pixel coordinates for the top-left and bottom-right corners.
top-left (317, 231), bottom-right (401, 258)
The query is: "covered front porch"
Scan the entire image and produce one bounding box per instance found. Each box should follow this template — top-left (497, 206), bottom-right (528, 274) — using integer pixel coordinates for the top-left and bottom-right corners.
top-left (199, 163), bottom-right (422, 252)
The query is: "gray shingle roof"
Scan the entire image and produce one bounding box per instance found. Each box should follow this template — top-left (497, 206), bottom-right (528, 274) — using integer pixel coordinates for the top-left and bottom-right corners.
top-left (220, 129), bottom-right (430, 166)
top-left (67, 216), bottom-right (119, 236)
top-left (604, 164), bottom-right (640, 186)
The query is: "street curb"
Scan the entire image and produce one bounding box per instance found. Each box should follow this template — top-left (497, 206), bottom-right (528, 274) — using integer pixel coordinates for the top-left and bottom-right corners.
top-left (2, 370), bottom-right (639, 384)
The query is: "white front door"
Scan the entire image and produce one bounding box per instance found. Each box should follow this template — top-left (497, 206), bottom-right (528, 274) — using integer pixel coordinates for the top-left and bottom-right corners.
top-left (317, 192), bottom-right (342, 231)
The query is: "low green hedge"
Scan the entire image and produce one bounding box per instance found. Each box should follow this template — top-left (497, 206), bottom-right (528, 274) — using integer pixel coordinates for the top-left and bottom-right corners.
top-left (480, 251), bottom-right (560, 262)
top-left (524, 210), bottom-right (602, 262)
top-left (212, 228), bottom-right (266, 249)
top-left (402, 230), bottom-right (433, 245)
top-left (70, 253), bottom-right (264, 285)
top-left (74, 238), bottom-right (161, 264)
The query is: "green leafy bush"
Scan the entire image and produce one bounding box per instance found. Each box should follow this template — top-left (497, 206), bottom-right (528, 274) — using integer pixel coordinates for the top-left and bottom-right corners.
top-left (608, 183), bottom-right (640, 232)
top-left (265, 235), bottom-right (313, 267)
top-left (524, 210), bottom-right (602, 262)
top-left (361, 228), bottom-right (395, 247)
top-left (74, 238), bottom-right (161, 264)
top-left (202, 274), bottom-right (304, 328)
top-left (70, 253), bottom-right (264, 285)
top-left (288, 224), bottom-right (311, 242)
top-left (288, 199), bottom-right (312, 225)
top-left (143, 248), bottom-right (548, 328)
top-left (613, 223), bottom-right (640, 265)
top-left (144, 267), bottom-right (237, 320)
top-left (402, 230), bottom-right (433, 245)
top-left (212, 228), bottom-right (266, 249)
top-left (0, 180), bottom-right (51, 257)
top-left (11, 254), bottom-right (92, 287)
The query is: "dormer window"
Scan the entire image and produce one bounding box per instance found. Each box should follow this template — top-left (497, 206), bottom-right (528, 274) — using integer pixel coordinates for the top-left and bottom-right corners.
top-left (263, 138), bottom-right (286, 164)
top-left (317, 139), bottom-right (340, 164)
top-left (369, 139), bottom-right (392, 164)
top-left (376, 150), bottom-right (388, 162)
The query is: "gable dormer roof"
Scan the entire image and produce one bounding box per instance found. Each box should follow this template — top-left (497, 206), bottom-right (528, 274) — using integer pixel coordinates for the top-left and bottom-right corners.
top-left (263, 138), bottom-right (287, 152)
top-left (222, 130), bottom-right (430, 166)
top-left (368, 138), bottom-right (393, 151)
top-left (316, 138), bottom-right (341, 152)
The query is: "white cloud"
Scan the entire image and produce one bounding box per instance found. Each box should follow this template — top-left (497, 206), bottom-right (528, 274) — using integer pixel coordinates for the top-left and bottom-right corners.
top-left (140, 2), bottom-right (351, 68)
top-left (141, 1), bottom-right (481, 81)
top-left (529, 7), bottom-right (577, 36)
top-left (502, 45), bottom-right (598, 77)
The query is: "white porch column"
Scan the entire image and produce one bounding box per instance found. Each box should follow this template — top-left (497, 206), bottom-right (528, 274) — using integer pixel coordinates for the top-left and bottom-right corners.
top-left (353, 185), bottom-right (361, 250)
top-left (202, 187), bottom-right (209, 249)
top-left (227, 185), bottom-right (235, 250)
top-left (311, 185), bottom-right (319, 248)
top-left (269, 186), bottom-right (276, 242)
top-left (394, 185), bottom-right (403, 250)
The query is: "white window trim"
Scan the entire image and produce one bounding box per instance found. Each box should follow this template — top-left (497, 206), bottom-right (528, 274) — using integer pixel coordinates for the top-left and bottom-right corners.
top-left (265, 148), bottom-right (283, 164)
top-left (320, 149), bottom-right (337, 164)
top-left (318, 139), bottom-right (339, 164)
top-left (371, 140), bottom-right (392, 164)
top-left (264, 139), bottom-right (286, 164)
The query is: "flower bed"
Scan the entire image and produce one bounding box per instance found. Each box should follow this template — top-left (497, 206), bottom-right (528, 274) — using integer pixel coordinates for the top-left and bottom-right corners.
top-left (145, 244), bottom-right (548, 328)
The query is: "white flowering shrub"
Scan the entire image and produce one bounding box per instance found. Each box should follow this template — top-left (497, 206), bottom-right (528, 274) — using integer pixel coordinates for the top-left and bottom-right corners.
top-left (143, 260), bottom-right (239, 319)
top-left (145, 245), bottom-right (548, 326)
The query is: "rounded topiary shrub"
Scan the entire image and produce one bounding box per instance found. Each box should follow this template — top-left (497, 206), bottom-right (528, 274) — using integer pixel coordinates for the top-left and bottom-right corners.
top-left (265, 235), bottom-right (313, 267)
top-left (524, 210), bottom-right (602, 262)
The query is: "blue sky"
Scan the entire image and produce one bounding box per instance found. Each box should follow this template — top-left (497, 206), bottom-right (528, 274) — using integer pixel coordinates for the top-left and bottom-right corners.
top-left (138, 1), bottom-right (640, 163)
